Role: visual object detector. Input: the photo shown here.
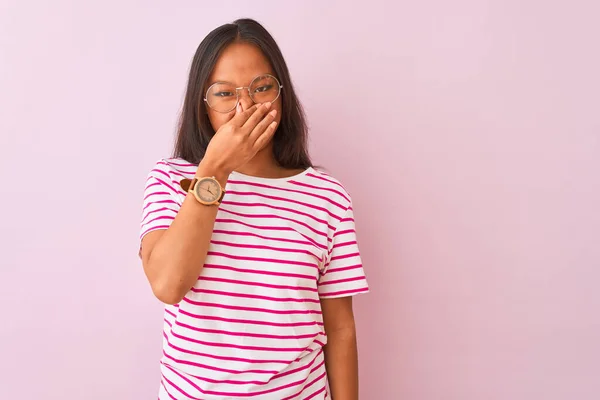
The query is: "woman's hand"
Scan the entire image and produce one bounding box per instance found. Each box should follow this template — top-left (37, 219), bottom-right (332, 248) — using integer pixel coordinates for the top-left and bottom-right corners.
top-left (202, 102), bottom-right (278, 175)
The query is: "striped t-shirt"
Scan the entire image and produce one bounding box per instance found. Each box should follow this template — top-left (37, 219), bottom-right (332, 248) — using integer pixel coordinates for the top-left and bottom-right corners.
top-left (140, 158), bottom-right (369, 400)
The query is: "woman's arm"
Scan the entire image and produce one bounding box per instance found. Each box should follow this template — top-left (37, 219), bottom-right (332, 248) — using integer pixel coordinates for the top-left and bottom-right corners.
top-left (140, 162), bottom-right (227, 305)
top-left (321, 296), bottom-right (360, 400)
top-left (140, 103), bottom-right (277, 304)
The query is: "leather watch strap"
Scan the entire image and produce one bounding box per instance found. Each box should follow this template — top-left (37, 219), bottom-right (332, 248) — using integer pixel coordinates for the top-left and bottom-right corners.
top-left (216, 189), bottom-right (226, 204)
top-left (179, 178), bottom-right (197, 192)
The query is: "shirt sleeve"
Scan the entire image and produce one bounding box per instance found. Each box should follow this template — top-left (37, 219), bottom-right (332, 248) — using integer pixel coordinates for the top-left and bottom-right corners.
top-left (139, 160), bottom-right (182, 242)
top-left (318, 205), bottom-right (369, 298)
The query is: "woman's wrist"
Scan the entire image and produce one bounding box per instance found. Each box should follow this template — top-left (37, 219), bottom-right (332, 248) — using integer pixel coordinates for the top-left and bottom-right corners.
top-left (196, 159), bottom-right (230, 187)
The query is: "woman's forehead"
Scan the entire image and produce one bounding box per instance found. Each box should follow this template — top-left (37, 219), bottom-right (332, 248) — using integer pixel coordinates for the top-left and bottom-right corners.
top-left (209, 42), bottom-right (273, 84)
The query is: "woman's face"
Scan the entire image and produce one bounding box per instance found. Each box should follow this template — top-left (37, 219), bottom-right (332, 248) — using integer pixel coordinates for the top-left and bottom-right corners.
top-left (205, 42), bottom-right (283, 134)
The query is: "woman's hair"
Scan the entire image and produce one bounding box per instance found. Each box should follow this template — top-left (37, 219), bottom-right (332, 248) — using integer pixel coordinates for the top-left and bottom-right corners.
top-left (173, 18), bottom-right (312, 169)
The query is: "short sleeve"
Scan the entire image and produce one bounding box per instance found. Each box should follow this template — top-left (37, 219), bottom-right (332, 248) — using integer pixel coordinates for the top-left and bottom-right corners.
top-left (318, 205), bottom-right (369, 298)
top-left (139, 160), bottom-right (182, 242)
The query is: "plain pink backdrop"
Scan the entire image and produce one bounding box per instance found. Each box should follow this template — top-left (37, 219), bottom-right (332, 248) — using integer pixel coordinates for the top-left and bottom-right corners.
top-left (1, 1), bottom-right (599, 399)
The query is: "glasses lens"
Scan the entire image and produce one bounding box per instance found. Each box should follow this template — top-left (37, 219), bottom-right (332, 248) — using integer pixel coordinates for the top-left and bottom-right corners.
top-left (206, 83), bottom-right (238, 113)
top-left (250, 75), bottom-right (281, 104)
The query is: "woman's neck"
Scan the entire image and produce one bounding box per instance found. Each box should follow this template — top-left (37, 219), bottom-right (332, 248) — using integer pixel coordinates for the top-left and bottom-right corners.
top-left (234, 143), bottom-right (304, 179)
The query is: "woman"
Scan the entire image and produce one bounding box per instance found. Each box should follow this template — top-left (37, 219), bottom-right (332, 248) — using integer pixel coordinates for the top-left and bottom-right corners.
top-left (139, 18), bottom-right (369, 400)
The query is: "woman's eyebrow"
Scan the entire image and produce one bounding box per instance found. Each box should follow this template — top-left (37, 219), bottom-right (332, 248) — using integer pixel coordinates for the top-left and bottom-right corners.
top-left (208, 79), bottom-right (234, 85)
top-left (208, 73), bottom-right (275, 87)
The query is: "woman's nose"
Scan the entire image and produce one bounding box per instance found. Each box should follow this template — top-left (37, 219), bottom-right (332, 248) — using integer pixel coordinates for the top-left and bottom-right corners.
top-left (238, 89), bottom-right (254, 111)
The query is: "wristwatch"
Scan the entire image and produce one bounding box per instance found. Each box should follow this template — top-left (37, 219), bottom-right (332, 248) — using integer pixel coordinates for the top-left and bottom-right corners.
top-left (179, 176), bottom-right (225, 206)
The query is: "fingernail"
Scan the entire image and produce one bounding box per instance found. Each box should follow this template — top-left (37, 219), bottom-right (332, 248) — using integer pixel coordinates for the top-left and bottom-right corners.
top-left (269, 110), bottom-right (277, 117)
top-left (264, 102), bottom-right (272, 109)
top-left (237, 103), bottom-right (242, 113)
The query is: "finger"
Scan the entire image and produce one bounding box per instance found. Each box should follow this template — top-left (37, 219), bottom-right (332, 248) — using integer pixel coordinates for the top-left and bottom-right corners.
top-left (248, 109), bottom-right (277, 141)
top-left (241, 102), bottom-right (272, 131)
top-left (252, 120), bottom-right (278, 151)
top-left (231, 103), bottom-right (259, 127)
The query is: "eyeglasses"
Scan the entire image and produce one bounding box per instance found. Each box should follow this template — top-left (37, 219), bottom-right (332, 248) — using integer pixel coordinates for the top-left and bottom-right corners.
top-left (204, 74), bottom-right (283, 113)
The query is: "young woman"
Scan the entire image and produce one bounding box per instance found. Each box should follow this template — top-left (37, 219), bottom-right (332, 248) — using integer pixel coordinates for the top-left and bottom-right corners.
top-left (139, 18), bottom-right (369, 400)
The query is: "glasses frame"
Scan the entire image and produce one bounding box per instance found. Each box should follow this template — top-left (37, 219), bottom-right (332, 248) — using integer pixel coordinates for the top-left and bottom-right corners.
top-left (203, 74), bottom-right (283, 113)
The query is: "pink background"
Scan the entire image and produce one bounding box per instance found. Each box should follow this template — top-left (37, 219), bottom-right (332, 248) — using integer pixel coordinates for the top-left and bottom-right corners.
top-left (1, 1), bottom-right (599, 399)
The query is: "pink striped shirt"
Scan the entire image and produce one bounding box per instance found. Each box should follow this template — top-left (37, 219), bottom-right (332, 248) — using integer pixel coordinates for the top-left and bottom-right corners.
top-left (140, 158), bottom-right (369, 400)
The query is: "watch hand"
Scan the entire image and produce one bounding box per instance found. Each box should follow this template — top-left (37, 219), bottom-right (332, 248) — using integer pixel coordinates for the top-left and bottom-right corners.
top-left (200, 187), bottom-right (214, 195)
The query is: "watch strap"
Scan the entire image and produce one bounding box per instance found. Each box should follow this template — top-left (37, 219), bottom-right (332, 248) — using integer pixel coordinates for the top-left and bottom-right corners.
top-left (179, 178), bottom-right (197, 193)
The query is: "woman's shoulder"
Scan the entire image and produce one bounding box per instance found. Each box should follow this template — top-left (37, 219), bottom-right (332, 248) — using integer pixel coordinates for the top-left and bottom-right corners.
top-left (147, 157), bottom-right (197, 177)
top-left (143, 158), bottom-right (197, 194)
top-left (299, 166), bottom-right (354, 209)
top-left (307, 167), bottom-right (347, 189)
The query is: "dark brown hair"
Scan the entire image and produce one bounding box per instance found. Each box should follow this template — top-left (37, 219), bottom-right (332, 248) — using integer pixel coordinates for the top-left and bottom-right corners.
top-left (173, 18), bottom-right (312, 169)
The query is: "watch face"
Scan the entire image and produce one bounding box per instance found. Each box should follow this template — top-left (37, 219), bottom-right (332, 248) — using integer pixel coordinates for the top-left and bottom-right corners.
top-left (195, 177), bottom-right (221, 203)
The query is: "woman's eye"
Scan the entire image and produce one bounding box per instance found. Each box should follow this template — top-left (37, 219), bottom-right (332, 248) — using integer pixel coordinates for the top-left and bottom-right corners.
top-left (214, 91), bottom-right (234, 97)
top-left (254, 85), bottom-right (273, 93)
